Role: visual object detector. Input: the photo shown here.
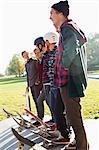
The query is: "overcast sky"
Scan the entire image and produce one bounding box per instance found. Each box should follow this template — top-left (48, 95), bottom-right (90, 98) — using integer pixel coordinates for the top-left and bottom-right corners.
top-left (0, 0), bottom-right (99, 74)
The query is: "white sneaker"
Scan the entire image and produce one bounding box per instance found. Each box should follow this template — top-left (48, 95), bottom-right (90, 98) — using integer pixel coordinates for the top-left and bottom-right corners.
top-left (62, 139), bottom-right (76, 150)
top-left (48, 130), bottom-right (62, 138)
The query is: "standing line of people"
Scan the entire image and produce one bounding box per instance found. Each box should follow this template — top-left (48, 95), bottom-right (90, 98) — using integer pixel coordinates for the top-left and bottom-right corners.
top-left (21, 1), bottom-right (89, 149)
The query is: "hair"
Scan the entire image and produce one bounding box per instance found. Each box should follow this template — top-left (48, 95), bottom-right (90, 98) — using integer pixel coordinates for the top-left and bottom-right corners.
top-left (51, 0), bottom-right (69, 17)
top-left (34, 37), bottom-right (45, 47)
top-left (33, 48), bottom-right (40, 53)
top-left (21, 51), bottom-right (26, 56)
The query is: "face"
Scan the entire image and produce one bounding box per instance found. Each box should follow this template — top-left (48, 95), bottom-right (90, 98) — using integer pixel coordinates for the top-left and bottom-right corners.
top-left (50, 8), bottom-right (60, 30)
top-left (34, 48), bottom-right (42, 60)
top-left (36, 44), bottom-right (42, 50)
top-left (45, 40), bottom-right (50, 50)
top-left (22, 52), bottom-right (29, 60)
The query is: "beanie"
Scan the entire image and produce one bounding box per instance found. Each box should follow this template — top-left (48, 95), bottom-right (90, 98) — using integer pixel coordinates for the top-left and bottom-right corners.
top-left (51, 0), bottom-right (69, 17)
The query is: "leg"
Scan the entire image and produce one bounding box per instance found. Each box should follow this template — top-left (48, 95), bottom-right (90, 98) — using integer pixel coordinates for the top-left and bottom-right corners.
top-left (60, 86), bottom-right (88, 150)
top-left (30, 86), bottom-right (37, 105)
top-left (30, 85), bottom-right (42, 117)
top-left (36, 87), bottom-right (45, 119)
top-left (51, 87), bottom-right (70, 138)
top-left (44, 85), bottom-right (54, 121)
top-left (33, 84), bottom-right (42, 100)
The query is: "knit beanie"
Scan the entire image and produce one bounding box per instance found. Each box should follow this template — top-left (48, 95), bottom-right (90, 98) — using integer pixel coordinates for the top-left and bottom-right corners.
top-left (51, 0), bottom-right (69, 17)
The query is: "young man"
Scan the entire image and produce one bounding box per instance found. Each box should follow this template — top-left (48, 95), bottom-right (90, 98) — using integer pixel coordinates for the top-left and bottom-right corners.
top-left (21, 51), bottom-right (42, 122)
top-left (50, 1), bottom-right (89, 150)
top-left (34, 37), bottom-right (54, 122)
top-left (44, 32), bottom-right (70, 142)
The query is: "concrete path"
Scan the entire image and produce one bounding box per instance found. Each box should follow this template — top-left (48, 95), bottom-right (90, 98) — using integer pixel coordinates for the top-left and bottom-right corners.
top-left (88, 74), bottom-right (99, 80)
top-left (0, 117), bottom-right (99, 150)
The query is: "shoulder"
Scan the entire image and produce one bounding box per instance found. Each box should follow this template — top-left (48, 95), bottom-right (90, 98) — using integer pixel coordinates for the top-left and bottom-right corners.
top-left (29, 59), bottom-right (38, 65)
top-left (30, 58), bottom-right (37, 62)
top-left (61, 25), bottom-right (76, 40)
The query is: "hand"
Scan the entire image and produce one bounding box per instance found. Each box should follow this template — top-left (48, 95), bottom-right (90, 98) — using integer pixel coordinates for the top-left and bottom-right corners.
top-left (26, 86), bottom-right (29, 92)
top-left (47, 72), bottom-right (50, 77)
top-left (35, 81), bottom-right (40, 85)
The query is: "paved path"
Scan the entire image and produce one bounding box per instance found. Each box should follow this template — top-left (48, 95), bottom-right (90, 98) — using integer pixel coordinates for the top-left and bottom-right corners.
top-left (88, 74), bottom-right (99, 80)
top-left (0, 117), bottom-right (99, 150)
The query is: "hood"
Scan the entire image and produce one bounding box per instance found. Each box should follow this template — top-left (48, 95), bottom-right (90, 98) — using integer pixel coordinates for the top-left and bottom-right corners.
top-left (61, 19), bottom-right (87, 46)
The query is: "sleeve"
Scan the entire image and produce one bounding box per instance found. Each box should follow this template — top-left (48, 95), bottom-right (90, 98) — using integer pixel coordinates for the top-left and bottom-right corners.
top-left (61, 26), bottom-right (78, 68)
top-left (25, 64), bottom-right (29, 87)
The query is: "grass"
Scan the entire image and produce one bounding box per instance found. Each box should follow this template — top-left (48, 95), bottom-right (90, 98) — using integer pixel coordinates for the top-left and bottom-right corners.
top-left (82, 79), bottom-right (99, 119)
top-left (0, 76), bottom-right (51, 121)
top-left (0, 76), bottom-right (99, 121)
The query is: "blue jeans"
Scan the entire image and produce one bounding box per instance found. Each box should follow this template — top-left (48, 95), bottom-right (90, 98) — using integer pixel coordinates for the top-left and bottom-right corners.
top-left (37, 84), bottom-right (54, 120)
top-left (50, 87), bottom-right (70, 138)
top-left (30, 84), bottom-right (42, 116)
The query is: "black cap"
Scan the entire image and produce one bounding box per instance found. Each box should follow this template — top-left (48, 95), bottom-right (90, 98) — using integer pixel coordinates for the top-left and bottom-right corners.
top-left (51, 0), bottom-right (69, 17)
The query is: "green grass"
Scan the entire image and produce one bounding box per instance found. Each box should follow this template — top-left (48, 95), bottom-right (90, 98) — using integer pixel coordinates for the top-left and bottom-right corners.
top-left (0, 76), bottom-right (99, 121)
top-left (0, 76), bottom-right (51, 121)
top-left (82, 79), bottom-right (99, 119)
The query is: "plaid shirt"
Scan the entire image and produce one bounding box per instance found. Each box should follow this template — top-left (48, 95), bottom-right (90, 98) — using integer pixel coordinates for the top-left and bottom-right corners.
top-left (54, 35), bottom-right (68, 87)
top-left (42, 51), bottom-right (50, 83)
top-left (48, 46), bottom-right (56, 88)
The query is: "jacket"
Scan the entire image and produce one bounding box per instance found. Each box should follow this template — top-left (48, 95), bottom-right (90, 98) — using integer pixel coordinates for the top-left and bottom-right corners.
top-left (60, 20), bottom-right (87, 97)
top-left (25, 58), bottom-right (39, 87)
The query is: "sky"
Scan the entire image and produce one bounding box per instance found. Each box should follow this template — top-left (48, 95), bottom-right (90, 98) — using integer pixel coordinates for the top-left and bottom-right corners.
top-left (0, 0), bottom-right (99, 74)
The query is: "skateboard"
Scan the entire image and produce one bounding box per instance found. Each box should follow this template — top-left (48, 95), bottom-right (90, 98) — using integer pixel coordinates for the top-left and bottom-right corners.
top-left (3, 108), bottom-right (16, 118)
top-left (3, 108), bottom-right (52, 137)
top-left (3, 108), bottom-right (22, 121)
top-left (23, 88), bottom-right (31, 112)
top-left (12, 128), bottom-right (47, 150)
top-left (3, 108), bottom-right (37, 132)
top-left (24, 108), bottom-right (56, 131)
top-left (5, 109), bottom-right (53, 138)
top-left (13, 111), bottom-right (54, 139)
top-left (12, 128), bottom-right (69, 149)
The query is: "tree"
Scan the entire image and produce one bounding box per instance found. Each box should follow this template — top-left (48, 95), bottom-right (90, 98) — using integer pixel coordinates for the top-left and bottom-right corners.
top-left (6, 54), bottom-right (25, 76)
top-left (86, 33), bottom-right (99, 70)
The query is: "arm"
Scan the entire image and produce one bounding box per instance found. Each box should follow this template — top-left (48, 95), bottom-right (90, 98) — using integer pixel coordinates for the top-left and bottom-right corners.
top-left (61, 26), bottom-right (79, 68)
top-left (25, 64), bottom-right (29, 88)
top-left (34, 61), bottom-right (41, 85)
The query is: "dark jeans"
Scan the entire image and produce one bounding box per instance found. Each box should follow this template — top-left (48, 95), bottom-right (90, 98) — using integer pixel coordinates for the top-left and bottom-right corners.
top-left (37, 84), bottom-right (54, 120)
top-left (30, 84), bottom-right (42, 115)
top-left (60, 86), bottom-right (89, 150)
top-left (50, 87), bottom-right (70, 138)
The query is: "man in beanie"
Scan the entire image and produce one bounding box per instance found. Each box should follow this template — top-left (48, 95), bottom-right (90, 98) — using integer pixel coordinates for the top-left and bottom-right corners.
top-left (50, 1), bottom-right (89, 150)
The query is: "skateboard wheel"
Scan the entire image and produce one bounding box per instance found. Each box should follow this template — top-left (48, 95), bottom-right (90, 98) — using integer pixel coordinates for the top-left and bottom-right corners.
top-left (18, 143), bottom-right (24, 150)
top-left (18, 127), bottom-right (23, 132)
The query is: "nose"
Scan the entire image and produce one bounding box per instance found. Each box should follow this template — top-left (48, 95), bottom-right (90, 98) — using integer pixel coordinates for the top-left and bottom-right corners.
top-left (49, 13), bottom-right (52, 20)
top-left (50, 16), bottom-right (52, 21)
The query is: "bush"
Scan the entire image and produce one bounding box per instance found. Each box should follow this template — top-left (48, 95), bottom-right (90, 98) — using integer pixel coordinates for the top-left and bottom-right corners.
top-left (0, 74), bottom-right (4, 77)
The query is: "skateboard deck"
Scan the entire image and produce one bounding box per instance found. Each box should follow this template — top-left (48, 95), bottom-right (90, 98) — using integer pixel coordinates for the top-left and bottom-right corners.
top-left (12, 128), bottom-right (69, 149)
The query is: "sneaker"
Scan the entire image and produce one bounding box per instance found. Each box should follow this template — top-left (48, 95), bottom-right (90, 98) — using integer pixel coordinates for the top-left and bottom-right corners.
top-left (49, 123), bottom-right (57, 131)
top-left (33, 121), bottom-right (41, 126)
top-left (64, 139), bottom-right (76, 149)
top-left (53, 136), bottom-right (70, 145)
top-left (45, 119), bottom-right (54, 124)
top-left (48, 130), bottom-right (61, 138)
